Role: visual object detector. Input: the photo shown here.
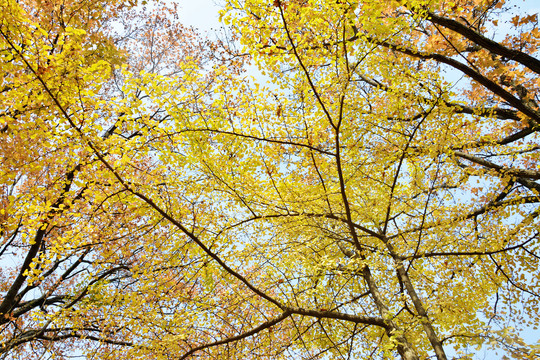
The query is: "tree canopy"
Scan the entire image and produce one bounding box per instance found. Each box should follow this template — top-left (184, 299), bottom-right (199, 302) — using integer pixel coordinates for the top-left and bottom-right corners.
top-left (1, 0), bottom-right (539, 359)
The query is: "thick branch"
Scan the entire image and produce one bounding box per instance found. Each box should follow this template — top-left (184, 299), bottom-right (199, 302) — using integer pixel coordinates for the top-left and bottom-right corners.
top-left (178, 312), bottom-right (292, 360)
top-left (384, 239), bottom-right (448, 360)
top-left (401, 234), bottom-right (538, 260)
top-left (357, 36), bottom-right (540, 125)
top-left (454, 151), bottom-right (540, 179)
top-left (0, 164), bottom-right (80, 319)
top-left (447, 103), bottom-right (522, 121)
top-left (426, 12), bottom-right (540, 75)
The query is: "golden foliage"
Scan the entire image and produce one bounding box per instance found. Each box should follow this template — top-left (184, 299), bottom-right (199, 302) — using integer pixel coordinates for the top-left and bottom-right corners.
top-left (1, 0), bottom-right (539, 359)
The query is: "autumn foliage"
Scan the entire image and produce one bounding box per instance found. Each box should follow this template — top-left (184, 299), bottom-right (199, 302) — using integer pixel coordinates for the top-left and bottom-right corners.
top-left (1, 0), bottom-right (539, 359)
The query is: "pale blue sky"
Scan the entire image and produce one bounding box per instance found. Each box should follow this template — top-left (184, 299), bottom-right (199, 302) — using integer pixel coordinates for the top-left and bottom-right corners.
top-left (178, 0), bottom-right (221, 32)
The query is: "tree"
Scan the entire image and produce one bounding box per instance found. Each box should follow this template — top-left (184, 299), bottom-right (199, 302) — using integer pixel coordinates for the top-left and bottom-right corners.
top-left (0, 0), bottom-right (216, 357)
top-left (1, 0), bottom-right (539, 358)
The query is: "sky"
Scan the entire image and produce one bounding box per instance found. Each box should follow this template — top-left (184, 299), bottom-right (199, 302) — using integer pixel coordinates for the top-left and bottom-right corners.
top-left (177, 0), bottom-right (221, 33)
